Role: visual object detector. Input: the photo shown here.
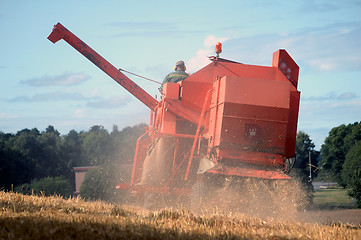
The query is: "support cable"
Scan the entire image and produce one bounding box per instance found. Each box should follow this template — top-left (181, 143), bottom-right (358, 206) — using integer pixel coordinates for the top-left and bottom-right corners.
top-left (119, 68), bottom-right (161, 84)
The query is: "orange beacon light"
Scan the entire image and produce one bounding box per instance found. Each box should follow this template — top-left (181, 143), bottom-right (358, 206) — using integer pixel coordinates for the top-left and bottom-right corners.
top-left (215, 42), bottom-right (222, 56)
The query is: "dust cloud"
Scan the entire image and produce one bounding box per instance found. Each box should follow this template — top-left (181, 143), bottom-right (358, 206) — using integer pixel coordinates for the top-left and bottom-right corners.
top-left (140, 137), bottom-right (176, 186)
top-left (194, 178), bottom-right (310, 221)
top-left (132, 136), bottom-right (310, 222)
top-left (136, 173), bottom-right (309, 222)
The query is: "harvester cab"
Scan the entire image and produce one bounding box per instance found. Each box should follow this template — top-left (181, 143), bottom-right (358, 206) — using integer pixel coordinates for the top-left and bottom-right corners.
top-left (48, 23), bottom-right (300, 204)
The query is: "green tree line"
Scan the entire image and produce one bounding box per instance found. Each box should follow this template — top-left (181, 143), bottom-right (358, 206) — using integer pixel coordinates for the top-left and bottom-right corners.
top-left (0, 124), bottom-right (146, 196)
top-left (292, 123), bottom-right (361, 207)
top-left (320, 122), bottom-right (361, 207)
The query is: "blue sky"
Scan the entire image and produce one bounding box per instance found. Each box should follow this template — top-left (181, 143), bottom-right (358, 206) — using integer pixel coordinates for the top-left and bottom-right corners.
top-left (1, 0), bottom-right (360, 150)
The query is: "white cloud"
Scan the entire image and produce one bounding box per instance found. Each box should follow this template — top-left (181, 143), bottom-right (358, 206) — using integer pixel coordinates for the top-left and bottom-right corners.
top-left (86, 96), bottom-right (131, 109)
top-left (302, 91), bottom-right (358, 101)
top-left (9, 92), bottom-right (97, 102)
top-left (187, 48), bottom-right (212, 73)
top-left (21, 72), bottom-right (90, 87)
top-left (292, 25), bottom-right (361, 72)
top-left (187, 35), bottom-right (229, 73)
top-left (203, 35), bottom-right (228, 48)
top-left (0, 112), bottom-right (19, 119)
top-left (220, 23), bottom-right (361, 72)
top-left (73, 109), bottom-right (88, 118)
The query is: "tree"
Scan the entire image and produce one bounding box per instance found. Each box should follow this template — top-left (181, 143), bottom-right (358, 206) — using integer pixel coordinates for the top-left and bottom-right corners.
top-left (60, 129), bottom-right (83, 188)
top-left (12, 127), bottom-right (63, 179)
top-left (289, 131), bottom-right (319, 203)
top-left (36, 126), bottom-right (63, 177)
top-left (344, 123), bottom-right (361, 149)
top-left (341, 141), bottom-right (361, 207)
top-left (80, 124), bottom-right (147, 202)
top-left (293, 131), bottom-right (319, 179)
top-left (13, 128), bottom-right (42, 178)
top-left (110, 124), bottom-right (147, 164)
top-left (320, 122), bottom-right (360, 186)
top-left (79, 162), bottom-right (132, 202)
top-left (7, 126), bottom-right (72, 185)
top-left (0, 133), bottom-right (33, 190)
top-left (81, 126), bottom-right (114, 166)
top-left (16, 176), bottom-right (73, 197)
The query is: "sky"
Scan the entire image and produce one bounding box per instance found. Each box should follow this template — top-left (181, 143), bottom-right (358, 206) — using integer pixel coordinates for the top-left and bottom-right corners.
top-left (1, 0), bottom-right (360, 150)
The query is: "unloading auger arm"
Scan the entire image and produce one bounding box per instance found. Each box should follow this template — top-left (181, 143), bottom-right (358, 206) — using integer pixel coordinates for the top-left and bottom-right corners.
top-left (47, 22), bottom-right (159, 110)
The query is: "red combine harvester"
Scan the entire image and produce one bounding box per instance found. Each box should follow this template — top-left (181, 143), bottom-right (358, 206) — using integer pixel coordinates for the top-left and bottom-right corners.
top-left (48, 23), bottom-right (300, 203)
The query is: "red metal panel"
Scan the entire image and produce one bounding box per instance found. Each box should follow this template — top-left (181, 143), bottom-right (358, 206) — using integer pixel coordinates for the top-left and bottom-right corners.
top-left (165, 99), bottom-right (200, 124)
top-left (223, 103), bottom-right (289, 123)
top-left (272, 49), bottom-right (300, 88)
top-left (207, 166), bottom-right (290, 180)
top-left (218, 149), bottom-right (285, 166)
top-left (284, 90), bottom-right (301, 158)
top-left (212, 103), bottom-right (225, 147)
top-left (162, 82), bottom-right (180, 100)
top-left (219, 114), bottom-right (288, 153)
top-left (159, 101), bottom-right (177, 135)
top-left (208, 78), bottom-right (220, 148)
top-left (210, 76), bottom-right (291, 154)
top-left (183, 59), bottom-right (276, 85)
top-left (180, 81), bottom-right (212, 113)
top-left (219, 76), bottom-right (290, 108)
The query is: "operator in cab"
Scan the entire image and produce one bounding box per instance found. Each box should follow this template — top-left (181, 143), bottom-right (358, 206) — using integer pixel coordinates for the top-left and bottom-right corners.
top-left (159, 60), bottom-right (188, 94)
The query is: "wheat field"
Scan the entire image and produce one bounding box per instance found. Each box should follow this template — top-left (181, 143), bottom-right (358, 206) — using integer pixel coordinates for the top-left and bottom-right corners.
top-left (0, 191), bottom-right (360, 239)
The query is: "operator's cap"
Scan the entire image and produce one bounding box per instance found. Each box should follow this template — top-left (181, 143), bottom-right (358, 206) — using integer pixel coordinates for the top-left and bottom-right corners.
top-left (176, 60), bottom-right (185, 68)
